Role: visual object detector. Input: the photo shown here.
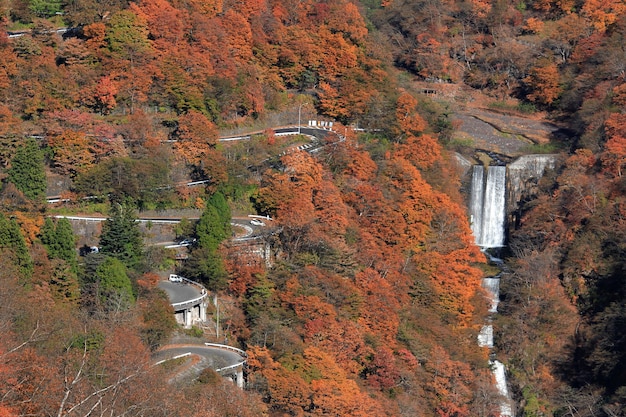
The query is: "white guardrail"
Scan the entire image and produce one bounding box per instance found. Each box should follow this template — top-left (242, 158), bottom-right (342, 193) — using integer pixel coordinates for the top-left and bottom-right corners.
top-left (52, 215), bottom-right (181, 224)
top-left (153, 352), bottom-right (191, 366)
top-left (153, 345), bottom-right (246, 373)
top-left (204, 343), bottom-right (247, 358)
top-left (169, 275), bottom-right (209, 310)
top-left (205, 343), bottom-right (247, 373)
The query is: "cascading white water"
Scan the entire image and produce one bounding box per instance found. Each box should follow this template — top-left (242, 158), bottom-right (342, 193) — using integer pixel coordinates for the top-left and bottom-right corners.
top-left (482, 277), bottom-right (500, 313)
top-left (478, 324), bottom-right (493, 348)
top-left (483, 166), bottom-right (507, 247)
top-left (470, 164), bottom-right (514, 416)
top-left (492, 360), bottom-right (514, 416)
top-left (470, 165), bottom-right (507, 248)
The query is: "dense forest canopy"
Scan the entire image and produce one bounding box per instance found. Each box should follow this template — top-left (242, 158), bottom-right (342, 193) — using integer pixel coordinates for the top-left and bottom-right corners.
top-left (0, 0), bottom-right (625, 416)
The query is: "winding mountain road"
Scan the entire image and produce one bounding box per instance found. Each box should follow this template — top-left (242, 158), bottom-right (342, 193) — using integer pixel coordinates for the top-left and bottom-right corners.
top-left (154, 344), bottom-right (247, 385)
top-left (46, 125), bottom-right (339, 386)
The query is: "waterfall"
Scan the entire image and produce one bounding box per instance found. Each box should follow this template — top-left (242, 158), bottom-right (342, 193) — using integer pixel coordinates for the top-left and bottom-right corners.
top-left (470, 165), bottom-right (507, 248)
top-left (469, 166), bottom-right (485, 245)
top-left (469, 156), bottom-right (556, 416)
top-left (478, 324), bottom-right (493, 348)
top-left (482, 277), bottom-right (500, 313)
top-left (492, 360), bottom-right (514, 416)
top-left (470, 163), bottom-right (514, 416)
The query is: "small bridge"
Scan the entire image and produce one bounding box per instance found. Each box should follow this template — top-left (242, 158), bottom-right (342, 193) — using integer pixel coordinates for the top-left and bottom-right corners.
top-left (158, 275), bottom-right (208, 328)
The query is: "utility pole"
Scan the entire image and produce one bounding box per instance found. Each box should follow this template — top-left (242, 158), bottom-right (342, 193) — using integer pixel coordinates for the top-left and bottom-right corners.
top-left (214, 294), bottom-right (219, 339)
top-left (298, 103), bottom-right (302, 135)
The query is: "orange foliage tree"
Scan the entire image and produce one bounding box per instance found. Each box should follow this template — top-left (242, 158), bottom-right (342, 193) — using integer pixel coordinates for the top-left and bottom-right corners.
top-left (602, 112), bottom-right (626, 177)
top-left (246, 346), bottom-right (313, 414)
top-left (46, 130), bottom-right (95, 177)
top-left (247, 345), bottom-right (389, 416)
top-left (424, 346), bottom-right (475, 417)
top-left (174, 110), bottom-right (219, 164)
top-left (305, 346), bottom-right (388, 416)
top-left (581, 0), bottom-right (626, 32)
top-left (524, 60), bottom-right (561, 106)
top-left (354, 268), bottom-right (401, 346)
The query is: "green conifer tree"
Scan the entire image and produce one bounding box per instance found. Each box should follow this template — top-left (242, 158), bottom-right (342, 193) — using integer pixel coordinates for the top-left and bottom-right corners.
top-left (41, 217), bottom-right (78, 273)
top-left (96, 257), bottom-right (135, 309)
top-left (207, 191), bottom-right (231, 235)
top-left (7, 138), bottom-right (46, 202)
top-left (243, 274), bottom-right (275, 321)
top-left (196, 205), bottom-right (226, 252)
top-left (40, 217), bottom-right (57, 251)
top-left (196, 191), bottom-right (232, 250)
top-left (54, 218), bottom-right (77, 267)
top-left (186, 192), bottom-right (233, 289)
top-left (140, 290), bottom-right (177, 350)
top-left (49, 259), bottom-right (80, 305)
top-left (99, 203), bottom-right (143, 268)
top-left (179, 246), bottom-right (228, 290)
top-left (0, 213), bottom-right (33, 280)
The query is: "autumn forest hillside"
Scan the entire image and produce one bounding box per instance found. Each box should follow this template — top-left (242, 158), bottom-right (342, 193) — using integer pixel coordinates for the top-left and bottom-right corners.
top-left (0, 0), bottom-right (626, 416)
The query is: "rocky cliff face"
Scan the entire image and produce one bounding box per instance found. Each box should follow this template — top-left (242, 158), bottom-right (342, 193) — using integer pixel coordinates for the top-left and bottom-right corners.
top-left (507, 154), bottom-right (557, 229)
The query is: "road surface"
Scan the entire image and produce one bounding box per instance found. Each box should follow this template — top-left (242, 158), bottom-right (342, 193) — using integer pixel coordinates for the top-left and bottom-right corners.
top-left (154, 344), bottom-right (246, 384)
top-left (157, 280), bottom-right (204, 305)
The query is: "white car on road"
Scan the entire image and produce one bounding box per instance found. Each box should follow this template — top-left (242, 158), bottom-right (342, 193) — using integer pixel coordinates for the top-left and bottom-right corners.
top-left (169, 274), bottom-right (183, 283)
top-left (250, 219), bottom-right (265, 226)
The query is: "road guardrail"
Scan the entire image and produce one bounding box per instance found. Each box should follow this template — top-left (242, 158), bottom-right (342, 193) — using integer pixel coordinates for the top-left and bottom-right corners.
top-left (169, 275), bottom-right (208, 310)
top-left (204, 343), bottom-right (247, 374)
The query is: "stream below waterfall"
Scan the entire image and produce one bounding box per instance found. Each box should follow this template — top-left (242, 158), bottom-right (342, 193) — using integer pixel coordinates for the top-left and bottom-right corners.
top-left (479, 273), bottom-right (514, 416)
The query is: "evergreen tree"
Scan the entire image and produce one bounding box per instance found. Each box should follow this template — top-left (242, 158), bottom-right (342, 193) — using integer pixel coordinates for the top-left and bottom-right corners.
top-left (80, 251), bottom-right (107, 286)
top-left (187, 191), bottom-right (232, 289)
top-left (96, 257), bottom-right (135, 309)
top-left (55, 218), bottom-right (77, 267)
top-left (0, 213), bottom-right (33, 280)
top-left (207, 191), bottom-right (231, 235)
top-left (39, 217), bottom-right (57, 251)
top-left (243, 273), bottom-right (275, 321)
top-left (196, 191), bottom-right (231, 250)
top-left (140, 289), bottom-right (177, 350)
top-left (196, 205), bottom-right (226, 252)
top-left (7, 138), bottom-right (46, 202)
top-left (40, 217), bottom-right (79, 301)
top-left (99, 203), bottom-right (143, 268)
top-left (179, 246), bottom-right (228, 290)
top-left (40, 217), bottom-right (77, 272)
top-left (49, 259), bottom-right (80, 305)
